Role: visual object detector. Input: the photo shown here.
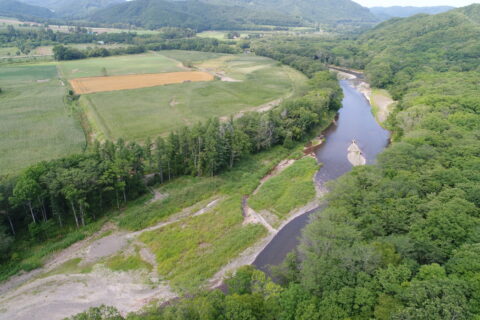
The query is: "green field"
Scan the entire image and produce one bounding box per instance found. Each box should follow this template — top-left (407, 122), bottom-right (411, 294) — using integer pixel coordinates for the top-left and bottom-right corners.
top-left (0, 47), bottom-right (18, 57)
top-left (121, 145), bottom-right (299, 290)
top-left (58, 53), bottom-right (183, 79)
top-left (249, 157), bottom-right (319, 220)
top-left (0, 64), bottom-right (85, 175)
top-left (78, 51), bottom-right (308, 141)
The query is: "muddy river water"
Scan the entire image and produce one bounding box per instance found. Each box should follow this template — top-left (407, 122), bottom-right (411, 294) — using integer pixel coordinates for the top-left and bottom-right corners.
top-left (253, 78), bottom-right (391, 271)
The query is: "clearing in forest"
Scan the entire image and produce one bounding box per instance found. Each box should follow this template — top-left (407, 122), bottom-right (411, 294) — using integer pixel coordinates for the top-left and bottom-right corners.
top-left (70, 71), bottom-right (215, 94)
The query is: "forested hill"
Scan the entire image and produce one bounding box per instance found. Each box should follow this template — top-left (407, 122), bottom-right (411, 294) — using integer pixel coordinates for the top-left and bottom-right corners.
top-left (19, 0), bottom-right (125, 18)
top-left (335, 4), bottom-right (480, 92)
top-left (89, 0), bottom-right (302, 30)
top-left (370, 6), bottom-right (454, 20)
top-left (198, 0), bottom-right (378, 25)
top-left (0, 0), bottom-right (54, 19)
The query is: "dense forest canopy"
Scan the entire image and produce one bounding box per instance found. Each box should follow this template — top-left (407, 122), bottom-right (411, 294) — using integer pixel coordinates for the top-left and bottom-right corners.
top-left (15, 0), bottom-right (124, 18)
top-left (89, 0), bottom-right (302, 31)
top-left (1, 0), bottom-right (377, 30)
top-left (199, 0), bottom-right (378, 25)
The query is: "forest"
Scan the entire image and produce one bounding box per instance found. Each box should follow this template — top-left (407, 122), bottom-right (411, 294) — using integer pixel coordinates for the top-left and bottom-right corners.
top-left (69, 5), bottom-right (480, 319)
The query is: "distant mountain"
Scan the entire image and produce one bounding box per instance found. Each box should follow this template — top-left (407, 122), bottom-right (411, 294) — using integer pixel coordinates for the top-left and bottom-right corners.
top-left (19, 0), bottom-right (125, 18)
top-left (199, 0), bottom-right (378, 25)
top-left (0, 0), bottom-right (54, 18)
top-left (90, 0), bottom-right (302, 30)
top-left (370, 6), bottom-right (454, 21)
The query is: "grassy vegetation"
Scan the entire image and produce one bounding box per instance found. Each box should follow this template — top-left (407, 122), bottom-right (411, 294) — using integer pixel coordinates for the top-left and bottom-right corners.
top-left (197, 31), bottom-right (229, 40)
top-left (0, 226), bottom-right (94, 282)
top-left (106, 250), bottom-right (152, 272)
top-left (41, 258), bottom-right (93, 277)
top-left (249, 157), bottom-right (319, 220)
top-left (118, 144), bottom-right (310, 290)
top-left (196, 31), bottom-right (248, 41)
top-left (0, 63), bottom-right (85, 175)
top-left (0, 46), bottom-right (17, 56)
top-left (58, 53), bottom-right (183, 79)
top-left (81, 52), bottom-right (307, 141)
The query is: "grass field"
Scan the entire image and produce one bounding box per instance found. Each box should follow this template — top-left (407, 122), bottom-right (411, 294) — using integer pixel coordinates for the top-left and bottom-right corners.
top-left (249, 157), bottom-right (319, 220)
top-left (77, 51), bottom-right (308, 141)
top-left (0, 47), bottom-right (18, 57)
top-left (197, 31), bottom-right (249, 40)
top-left (58, 53), bottom-right (183, 79)
top-left (0, 63), bottom-right (85, 175)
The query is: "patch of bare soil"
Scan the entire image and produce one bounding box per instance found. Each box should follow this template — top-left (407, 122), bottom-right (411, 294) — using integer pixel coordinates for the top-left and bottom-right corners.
top-left (0, 197), bottom-right (222, 320)
top-left (169, 96), bottom-right (179, 107)
top-left (147, 189), bottom-right (168, 205)
top-left (373, 92), bottom-right (396, 123)
top-left (0, 266), bottom-right (175, 320)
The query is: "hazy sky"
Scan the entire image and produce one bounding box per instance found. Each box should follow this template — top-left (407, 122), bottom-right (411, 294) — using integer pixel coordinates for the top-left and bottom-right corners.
top-left (353, 0), bottom-right (480, 7)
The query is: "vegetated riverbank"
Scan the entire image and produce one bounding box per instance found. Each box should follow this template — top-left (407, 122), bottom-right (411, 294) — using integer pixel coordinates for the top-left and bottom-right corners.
top-left (333, 67), bottom-right (396, 126)
top-left (254, 69), bottom-right (391, 272)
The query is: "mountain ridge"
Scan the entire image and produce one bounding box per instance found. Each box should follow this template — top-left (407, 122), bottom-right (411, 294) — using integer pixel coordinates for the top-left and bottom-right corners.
top-left (369, 5), bottom-right (454, 21)
top-left (0, 0), bottom-right (54, 18)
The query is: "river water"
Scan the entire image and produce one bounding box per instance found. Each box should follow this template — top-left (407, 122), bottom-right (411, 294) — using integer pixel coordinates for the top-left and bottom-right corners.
top-left (253, 79), bottom-right (390, 271)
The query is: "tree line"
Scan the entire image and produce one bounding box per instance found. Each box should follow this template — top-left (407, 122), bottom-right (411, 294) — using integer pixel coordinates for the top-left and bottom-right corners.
top-left (0, 25), bottom-right (198, 56)
top-left (52, 38), bottom-right (240, 61)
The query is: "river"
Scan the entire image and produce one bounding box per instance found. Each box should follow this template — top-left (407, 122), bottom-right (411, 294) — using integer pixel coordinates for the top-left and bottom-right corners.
top-left (253, 78), bottom-right (391, 271)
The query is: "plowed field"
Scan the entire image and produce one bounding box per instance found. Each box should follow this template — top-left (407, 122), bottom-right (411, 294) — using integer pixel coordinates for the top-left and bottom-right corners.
top-left (70, 71), bottom-right (214, 94)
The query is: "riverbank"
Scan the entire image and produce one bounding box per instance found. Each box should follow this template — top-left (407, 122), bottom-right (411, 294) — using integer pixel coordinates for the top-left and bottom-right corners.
top-left (254, 75), bottom-right (391, 271)
top-left (331, 67), bottom-right (396, 126)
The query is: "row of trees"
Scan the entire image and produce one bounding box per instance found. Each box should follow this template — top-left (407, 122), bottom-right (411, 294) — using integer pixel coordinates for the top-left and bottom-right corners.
top-left (1, 25), bottom-right (199, 56)
top-left (52, 38), bottom-right (241, 61)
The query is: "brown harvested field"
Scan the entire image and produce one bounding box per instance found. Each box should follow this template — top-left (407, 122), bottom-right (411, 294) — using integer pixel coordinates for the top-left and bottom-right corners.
top-left (70, 71), bottom-right (215, 94)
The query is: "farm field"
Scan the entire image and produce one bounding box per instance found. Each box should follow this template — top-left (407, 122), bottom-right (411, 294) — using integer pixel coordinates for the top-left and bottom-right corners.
top-left (77, 51), bottom-right (308, 141)
top-left (58, 53), bottom-right (183, 79)
top-left (0, 64), bottom-right (85, 175)
top-left (70, 71), bottom-right (214, 94)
